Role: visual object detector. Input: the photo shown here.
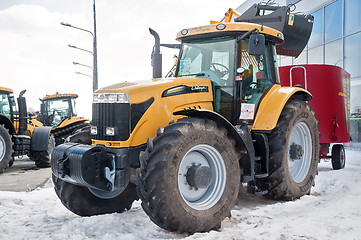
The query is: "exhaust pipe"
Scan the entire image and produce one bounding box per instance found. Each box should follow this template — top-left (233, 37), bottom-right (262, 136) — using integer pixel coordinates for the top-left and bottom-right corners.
top-left (149, 28), bottom-right (162, 78)
top-left (17, 89), bottom-right (28, 136)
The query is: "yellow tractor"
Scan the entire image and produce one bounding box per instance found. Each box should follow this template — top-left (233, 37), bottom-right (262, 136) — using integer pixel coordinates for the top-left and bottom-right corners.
top-left (51, 4), bottom-right (318, 233)
top-left (0, 87), bottom-right (54, 172)
top-left (37, 93), bottom-right (89, 145)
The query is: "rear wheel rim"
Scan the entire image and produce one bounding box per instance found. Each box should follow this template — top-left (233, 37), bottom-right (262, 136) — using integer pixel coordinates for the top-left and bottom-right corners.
top-left (0, 135), bottom-right (6, 161)
top-left (288, 122), bottom-right (312, 183)
top-left (178, 144), bottom-right (226, 210)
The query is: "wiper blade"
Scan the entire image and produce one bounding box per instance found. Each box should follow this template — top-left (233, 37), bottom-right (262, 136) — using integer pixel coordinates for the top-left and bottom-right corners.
top-left (179, 73), bottom-right (205, 77)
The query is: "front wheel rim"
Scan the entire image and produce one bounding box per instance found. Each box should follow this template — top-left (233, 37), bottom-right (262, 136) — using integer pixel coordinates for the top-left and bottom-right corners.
top-left (288, 122), bottom-right (312, 183)
top-left (178, 144), bottom-right (226, 210)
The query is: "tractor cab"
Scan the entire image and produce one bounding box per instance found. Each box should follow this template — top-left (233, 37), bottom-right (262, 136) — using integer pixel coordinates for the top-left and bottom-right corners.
top-left (39, 93), bottom-right (78, 127)
top-left (175, 23), bottom-right (281, 123)
top-left (0, 87), bottom-right (15, 123)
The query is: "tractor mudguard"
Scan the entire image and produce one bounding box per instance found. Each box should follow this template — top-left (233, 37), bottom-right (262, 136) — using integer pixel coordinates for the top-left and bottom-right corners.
top-left (31, 126), bottom-right (52, 151)
top-left (0, 114), bottom-right (16, 135)
top-left (252, 84), bottom-right (312, 131)
top-left (174, 108), bottom-right (255, 183)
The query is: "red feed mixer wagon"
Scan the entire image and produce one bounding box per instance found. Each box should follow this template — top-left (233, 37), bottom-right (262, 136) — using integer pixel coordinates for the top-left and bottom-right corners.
top-left (279, 64), bottom-right (351, 169)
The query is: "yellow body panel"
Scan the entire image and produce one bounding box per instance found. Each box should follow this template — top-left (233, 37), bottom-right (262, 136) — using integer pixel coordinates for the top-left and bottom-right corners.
top-left (252, 84), bottom-right (311, 131)
top-left (176, 22), bottom-right (284, 44)
top-left (0, 87), bottom-right (13, 93)
top-left (53, 117), bottom-right (88, 130)
top-left (92, 78), bottom-right (214, 148)
top-left (14, 117), bottom-right (43, 137)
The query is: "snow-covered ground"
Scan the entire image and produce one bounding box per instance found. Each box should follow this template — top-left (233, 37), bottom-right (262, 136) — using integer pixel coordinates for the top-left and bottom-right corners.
top-left (1, 149), bottom-right (360, 240)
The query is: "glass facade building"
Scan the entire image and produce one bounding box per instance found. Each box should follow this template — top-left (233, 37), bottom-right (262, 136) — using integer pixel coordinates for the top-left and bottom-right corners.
top-left (236, 0), bottom-right (361, 148)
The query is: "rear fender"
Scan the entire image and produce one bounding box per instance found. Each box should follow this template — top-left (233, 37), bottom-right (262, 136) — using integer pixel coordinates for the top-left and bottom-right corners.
top-left (0, 114), bottom-right (16, 135)
top-left (174, 109), bottom-right (255, 182)
top-left (31, 126), bottom-right (52, 151)
top-left (252, 84), bottom-right (312, 131)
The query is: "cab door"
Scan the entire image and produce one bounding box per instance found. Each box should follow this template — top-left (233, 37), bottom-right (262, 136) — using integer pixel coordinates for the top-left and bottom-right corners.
top-left (235, 39), bottom-right (279, 124)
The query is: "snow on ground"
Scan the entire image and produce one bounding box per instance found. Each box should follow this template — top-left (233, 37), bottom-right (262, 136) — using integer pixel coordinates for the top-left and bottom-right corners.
top-left (0, 149), bottom-right (360, 240)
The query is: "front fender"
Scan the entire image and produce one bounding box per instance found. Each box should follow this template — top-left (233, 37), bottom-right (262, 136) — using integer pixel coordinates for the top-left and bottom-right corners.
top-left (252, 84), bottom-right (312, 131)
top-left (31, 126), bottom-right (52, 151)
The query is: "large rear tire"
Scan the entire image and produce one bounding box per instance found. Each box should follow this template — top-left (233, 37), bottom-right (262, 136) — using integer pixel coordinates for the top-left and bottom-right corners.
top-left (52, 174), bottom-right (139, 216)
top-left (266, 99), bottom-right (319, 200)
top-left (0, 125), bottom-right (13, 173)
top-left (137, 118), bottom-right (240, 233)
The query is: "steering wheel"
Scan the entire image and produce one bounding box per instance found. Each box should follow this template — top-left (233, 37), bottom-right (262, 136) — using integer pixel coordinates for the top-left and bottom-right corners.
top-left (243, 82), bottom-right (262, 99)
top-left (210, 63), bottom-right (229, 79)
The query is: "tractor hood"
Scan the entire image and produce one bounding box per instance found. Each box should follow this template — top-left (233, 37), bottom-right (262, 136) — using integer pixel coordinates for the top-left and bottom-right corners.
top-left (94, 77), bottom-right (214, 104)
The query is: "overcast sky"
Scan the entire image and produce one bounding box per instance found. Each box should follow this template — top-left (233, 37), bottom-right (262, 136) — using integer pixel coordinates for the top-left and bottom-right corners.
top-left (0, 0), bottom-right (244, 118)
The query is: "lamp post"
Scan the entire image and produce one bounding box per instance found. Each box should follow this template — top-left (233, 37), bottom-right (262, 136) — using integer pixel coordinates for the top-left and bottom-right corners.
top-left (60, 0), bottom-right (98, 92)
top-left (75, 71), bottom-right (93, 79)
top-left (73, 61), bottom-right (93, 70)
top-left (68, 44), bottom-right (94, 56)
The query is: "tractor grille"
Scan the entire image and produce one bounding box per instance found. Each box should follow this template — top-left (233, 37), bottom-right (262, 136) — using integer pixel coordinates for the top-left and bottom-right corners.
top-left (92, 103), bottom-right (130, 141)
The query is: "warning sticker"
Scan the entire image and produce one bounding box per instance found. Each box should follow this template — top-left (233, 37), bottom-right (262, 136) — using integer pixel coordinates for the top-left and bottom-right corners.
top-left (288, 13), bottom-right (295, 26)
top-left (239, 103), bottom-right (256, 120)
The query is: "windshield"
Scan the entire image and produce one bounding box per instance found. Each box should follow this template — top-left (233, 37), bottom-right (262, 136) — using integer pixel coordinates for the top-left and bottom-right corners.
top-left (177, 37), bottom-right (235, 87)
top-left (46, 98), bottom-right (76, 127)
top-left (0, 93), bottom-right (12, 120)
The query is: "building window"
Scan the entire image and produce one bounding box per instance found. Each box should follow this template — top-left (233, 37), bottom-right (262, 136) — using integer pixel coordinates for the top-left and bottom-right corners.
top-left (308, 8), bottom-right (323, 47)
top-left (293, 50), bottom-right (307, 65)
top-left (344, 32), bottom-right (361, 78)
top-left (345, 0), bottom-right (361, 35)
top-left (325, 39), bottom-right (342, 66)
top-left (350, 82), bottom-right (361, 143)
top-left (308, 46), bottom-right (323, 64)
top-left (280, 56), bottom-right (293, 66)
top-left (325, 0), bottom-right (342, 42)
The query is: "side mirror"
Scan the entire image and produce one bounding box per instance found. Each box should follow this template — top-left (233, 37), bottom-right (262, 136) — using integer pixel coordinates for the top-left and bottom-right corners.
top-left (249, 33), bottom-right (265, 56)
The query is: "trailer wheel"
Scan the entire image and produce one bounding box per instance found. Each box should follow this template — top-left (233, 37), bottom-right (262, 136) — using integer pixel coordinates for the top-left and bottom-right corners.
top-left (52, 174), bottom-right (139, 216)
top-left (0, 125), bottom-right (13, 173)
top-left (266, 99), bottom-right (319, 200)
top-left (29, 135), bottom-right (55, 168)
top-left (331, 144), bottom-right (345, 170)
top-left (137, 118), bottom-right (240, 233)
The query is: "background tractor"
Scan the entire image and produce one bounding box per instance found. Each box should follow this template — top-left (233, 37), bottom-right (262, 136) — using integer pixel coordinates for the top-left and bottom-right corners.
top-left (51, 3), bottom-right (321, 233)
top-left (37, 93), bottom-right (89, 145)
top-left (0, 87), bottom-right (54, 172)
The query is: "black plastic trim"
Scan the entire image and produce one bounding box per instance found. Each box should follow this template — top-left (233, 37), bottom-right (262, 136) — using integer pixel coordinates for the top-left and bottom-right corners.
top-left (131, 98), bottom-right (154, 132)
top-left (162, 85), bottom-right (209, 98)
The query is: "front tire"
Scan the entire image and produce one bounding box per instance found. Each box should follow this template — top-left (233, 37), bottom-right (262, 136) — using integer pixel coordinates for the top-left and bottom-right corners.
top-left (266, 99), bottom-right (319, 200)
top-left (0, 125), bottom-right (13, 173)
top-left (137, 118), bottom-right (240, 233)
top-left (52, 174), bottom-right (139, 216)
top-left (29, 135), bottom-right (55, 168)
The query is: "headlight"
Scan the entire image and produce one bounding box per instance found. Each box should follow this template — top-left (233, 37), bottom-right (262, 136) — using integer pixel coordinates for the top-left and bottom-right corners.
top-left (93, 93), bottom-right (130, 103)
top-left (105, 127), bottom-right (115, 136)
top-left (91, 126), bottom-right (97, 135)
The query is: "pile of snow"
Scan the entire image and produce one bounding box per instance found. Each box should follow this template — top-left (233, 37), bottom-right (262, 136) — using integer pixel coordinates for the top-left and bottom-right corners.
top-left (1, 149), bottom-right (360, 240)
